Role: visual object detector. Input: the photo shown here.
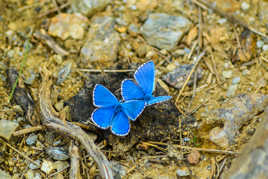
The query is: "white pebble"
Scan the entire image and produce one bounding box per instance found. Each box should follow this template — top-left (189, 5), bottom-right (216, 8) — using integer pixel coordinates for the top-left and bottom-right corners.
top-left (241, 2), bottom-right (250, 11)
top-left (257, 40), bottom-right (264, 48)
top-left (262, 44), bottom-right (268, 51)
top-left (222, 70), bottom-right (233, 79)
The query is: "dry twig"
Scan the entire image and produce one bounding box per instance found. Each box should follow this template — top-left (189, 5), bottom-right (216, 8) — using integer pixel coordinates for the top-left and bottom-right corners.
top-left (39, 65), bottom-right (114, 179)
top-left (176, 145), bottom-right (238, 155)
top-left (13, 125), bottom-right (44, 136)
top-left (176, 50), bottom-right (206, 104)
top-left (34, 30), bottom-right (69, 56)
top-left (69, 141), bottom-right (82, 179)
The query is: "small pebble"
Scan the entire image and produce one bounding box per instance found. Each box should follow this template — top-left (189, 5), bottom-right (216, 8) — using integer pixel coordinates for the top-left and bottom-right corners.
top-left (242, 69), bottom-right (250, 75)
top-left (29, 160), bottom-right (41, 170)
top-left (25, 170), bottom-right (42, 179)
top-left (53, 161), bottom-right (69, 171)
top-left (222, 70), bottom-right (233, 78)
top-left (41, 160), bottom-right (54, 174)
top-left (128, 24), bottom-right (139, 36)
top-left (187, 150), bottom-right (201, 165)
top-left (0, 119), bottom-right (19, 140)
top-left (209, 127), bottom-right (229, 148)
top-left (241, 2), bottom-right (250, 11)
top-left (232, 77), bottom-right (240, 84)
top-left (26, 134), bottom-right (38, 146)
top-left (218, 18), bottom-right (227, 24)
top-left (111, 161), bottom-right (127, 178)
top-left (226, 84), bottom-right (237, 97)
top-left (184, 137), bottom-right (190, 142)
top-left (70, 0), bottom-right (111, 16)
top-left (46, 147), bottom-right (69, 161)
top-left (256, 40), bottom-right (264, 48)
top-left (176, 167), bottom-right (190, 177)
top-left (262, 44), bottom-right (268, 51)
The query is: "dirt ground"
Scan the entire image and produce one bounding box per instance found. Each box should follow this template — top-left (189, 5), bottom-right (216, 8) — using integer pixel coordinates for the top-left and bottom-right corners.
top-left (0, 0), bottom-right (267, 178)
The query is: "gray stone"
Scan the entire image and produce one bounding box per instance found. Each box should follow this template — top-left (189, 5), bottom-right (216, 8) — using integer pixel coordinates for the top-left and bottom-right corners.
top-left (46, 147), bottom-right (69, 161)
top-left (0, 119), bottom-right (19, 140)
top-left (26, 134), bottom-right (38, 146)
top-left (162, 64), bottom-right (203, 89)
top-left (57, 62), bottom-right (72, 84)
top-left (70, 0), bottom-right (111, 16)
top-left (208, 94), bottom-right (268, 147)
top-left (140, 13), bottom-right (191, 50)
top-left (29, 160), bottom-right (41, 170)
top-left (232, 77), bottom-right (240, 84)
top-left (222, 108), bottom-right (268, 178)
top-left (81, 16), bottom-right (120, 64)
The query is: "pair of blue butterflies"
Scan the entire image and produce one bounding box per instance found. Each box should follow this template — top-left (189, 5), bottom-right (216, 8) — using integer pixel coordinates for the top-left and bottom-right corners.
top-left (91, 61), bottom-right (172, 136)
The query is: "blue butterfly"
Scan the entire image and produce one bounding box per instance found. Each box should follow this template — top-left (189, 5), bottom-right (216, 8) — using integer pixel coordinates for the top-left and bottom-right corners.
top-left (91, 84), bottom-right (145, 136)
top-left (122, 61), bottom-right (172, 106)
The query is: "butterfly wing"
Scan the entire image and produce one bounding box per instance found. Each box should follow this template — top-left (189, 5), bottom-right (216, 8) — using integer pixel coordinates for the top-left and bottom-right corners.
top-left (91, 107), bottom-right (115, 129)
top-left (147, 96), bottom-right (172, 106)
top-left (121, 100), bottom-right (145, 121)
top-left (93, 84), bottom-right (118, 107)
top-left (111, 111), bottom-right (130, 136)
top-left (134, 61), bottom-right (155, 95)
top-left (121, 79), bottom-right (145, 100)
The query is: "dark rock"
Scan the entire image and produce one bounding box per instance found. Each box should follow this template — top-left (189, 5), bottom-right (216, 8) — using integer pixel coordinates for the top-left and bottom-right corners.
top-left (162, 64), bottom-right (203, 89)
top-left (6, 69), bottom-right (36, 125)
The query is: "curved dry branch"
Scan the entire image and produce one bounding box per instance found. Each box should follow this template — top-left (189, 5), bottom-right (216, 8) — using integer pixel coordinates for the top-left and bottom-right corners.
top-left (39, 65), bottom-right (113, 179)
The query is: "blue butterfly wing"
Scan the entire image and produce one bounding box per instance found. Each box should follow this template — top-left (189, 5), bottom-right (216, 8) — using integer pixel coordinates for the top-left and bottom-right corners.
top-left (93, 84), bottom-right (118, 107)
top-left (134, 61), bottom-right (155, 95)
top-left (121, 79), bottom-right (145, 100)
top-left (111, 111), bottom-right (130, 136)
top-left (147, 96), bottom-right (172, 106)
top-left (121, 100), bottom-right (145, 121)
top-left (91, 107), bottom-right (115, 129)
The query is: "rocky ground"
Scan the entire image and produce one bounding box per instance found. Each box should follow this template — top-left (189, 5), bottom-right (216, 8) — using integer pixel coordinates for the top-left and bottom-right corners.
top-left (0, 0), bottom-right (267, 178)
